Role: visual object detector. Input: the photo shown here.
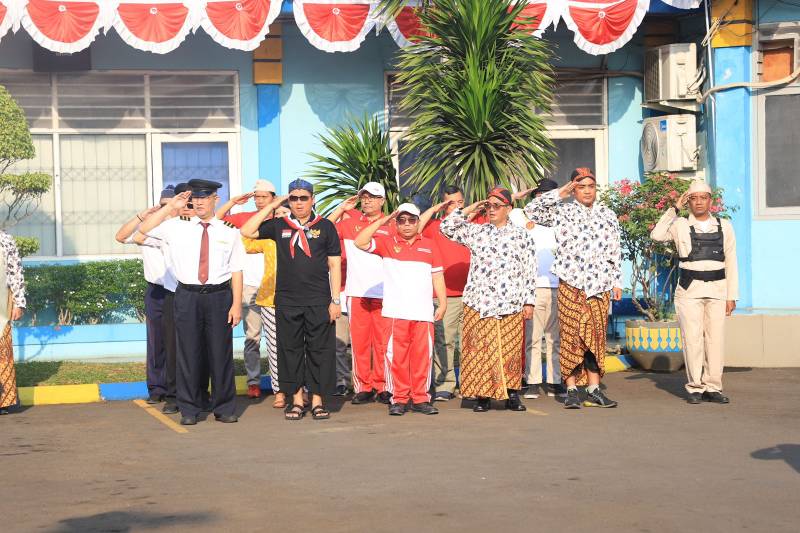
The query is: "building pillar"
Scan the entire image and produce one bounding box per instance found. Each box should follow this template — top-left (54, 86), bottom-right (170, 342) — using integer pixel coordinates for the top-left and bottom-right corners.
top-left (254, 23), bottom-right (283, 192)
top-left (709, 0), bottom-right (754, 308)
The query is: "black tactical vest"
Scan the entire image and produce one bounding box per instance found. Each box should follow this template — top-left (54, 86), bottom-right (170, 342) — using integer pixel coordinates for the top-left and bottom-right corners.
top-left (679, 218), bottom-right (725, 263)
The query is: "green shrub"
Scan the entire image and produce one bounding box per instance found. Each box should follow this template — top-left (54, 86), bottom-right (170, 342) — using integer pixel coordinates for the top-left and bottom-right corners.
top-left (24, 259), bottom-right (146, 326)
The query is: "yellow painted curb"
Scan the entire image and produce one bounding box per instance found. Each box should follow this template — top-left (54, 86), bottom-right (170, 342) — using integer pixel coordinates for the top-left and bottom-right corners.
top-left (18, 384), bottom-right (100, 406)
top-left (604, 356), bottom-right (629, 373)
top-left (235, 375), bottom-right (248, 395)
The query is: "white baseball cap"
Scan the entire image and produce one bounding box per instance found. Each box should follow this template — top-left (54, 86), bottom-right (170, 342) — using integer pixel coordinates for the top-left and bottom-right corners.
top-left (359, 182), bottom-right (386, 197)
top-left (396, 202), bottom-right (421, 217)
top-left (253, 179), bottom-right (276, 193)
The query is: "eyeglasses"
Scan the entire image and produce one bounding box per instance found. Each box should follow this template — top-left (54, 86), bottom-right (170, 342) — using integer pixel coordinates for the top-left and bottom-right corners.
top-left (360, 195), bottom-right (382, 202)
top-left (289, 195), bottom-right (312, 202)
top-left (192, 195), bottom-right (216, 202)
top-left (396, 216), bottom-right (419, 225)
top-left (485, 202), bottom-right (506, 211)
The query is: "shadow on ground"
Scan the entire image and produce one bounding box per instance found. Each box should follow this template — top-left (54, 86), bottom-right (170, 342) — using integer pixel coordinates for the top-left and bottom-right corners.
top-left (751, 444), bottom-right (800, 474)
top-left (46, 510), bottom-right (215, 532)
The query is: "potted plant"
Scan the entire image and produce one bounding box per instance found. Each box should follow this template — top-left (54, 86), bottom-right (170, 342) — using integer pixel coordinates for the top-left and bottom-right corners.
top-left (601, 171), bottom-right (734, 372)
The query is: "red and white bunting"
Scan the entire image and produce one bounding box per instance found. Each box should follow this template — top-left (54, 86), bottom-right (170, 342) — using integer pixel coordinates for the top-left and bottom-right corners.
top-left (384, 5), bottom-right (423, 48)
top-left (0, 1), bottom-right (15, 41)
top-left (560, 0), bottom-right (650, 55)
top-left (514, 0), bottom-right (559, 37)
top-left (200, 0), bottom-right (282, 51)
top-left (112, 1), bottom-right (193, 54)
top-left (294, 0), bottom-right (376, 53)
top-left (657, 0), bottom-right (700, 8)
top-left (20, 0), bottom-right (107, 53)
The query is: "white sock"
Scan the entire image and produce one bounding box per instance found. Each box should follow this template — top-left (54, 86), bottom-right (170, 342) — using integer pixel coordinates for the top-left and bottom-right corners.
top-left (587, 385), bottom-right (599, 394)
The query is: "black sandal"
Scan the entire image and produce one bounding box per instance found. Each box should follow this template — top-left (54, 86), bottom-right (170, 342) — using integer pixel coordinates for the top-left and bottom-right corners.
top-left (310, 405), bottom-right (330, 420)
top-left (284, 404), bottom-right (305, 421)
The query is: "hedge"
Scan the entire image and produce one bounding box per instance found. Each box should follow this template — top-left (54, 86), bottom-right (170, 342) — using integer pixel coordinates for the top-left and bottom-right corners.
top-left (23, 260), bottom-right (146, 326)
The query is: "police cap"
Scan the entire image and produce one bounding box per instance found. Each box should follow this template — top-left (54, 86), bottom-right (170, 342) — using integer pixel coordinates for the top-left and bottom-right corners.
top-left (187, 179), bottom-right (223, 198)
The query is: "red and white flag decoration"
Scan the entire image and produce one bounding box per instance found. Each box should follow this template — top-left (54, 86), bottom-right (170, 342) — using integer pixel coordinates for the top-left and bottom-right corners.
top-left (112, 1), bottom-right (193, 54)
top-left (513, 0), bottom-right (559, 38)
top-left (384, 5), bottom-right (424, 48)
top-left (20, 0), bottom-right (108, 53)
top-left (560, 0), bottom-right (650, 55)
top-left (293, 0), bottom-right (376, 53)
top-left (200, 0), bottom-right (281, 51)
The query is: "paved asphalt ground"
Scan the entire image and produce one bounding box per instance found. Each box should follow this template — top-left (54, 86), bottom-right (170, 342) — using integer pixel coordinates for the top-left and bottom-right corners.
top-left (2, 369), bottom-right (799, 533)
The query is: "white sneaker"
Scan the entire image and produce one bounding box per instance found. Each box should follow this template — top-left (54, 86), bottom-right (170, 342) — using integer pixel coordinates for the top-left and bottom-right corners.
top-left (523, 384), bottom-right (541, 399)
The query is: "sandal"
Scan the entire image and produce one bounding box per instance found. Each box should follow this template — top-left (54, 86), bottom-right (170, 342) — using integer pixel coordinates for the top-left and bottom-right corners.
top-left (310, 405), bottom-right (330, 420)
top-left (272, 394), bottom-right (287, 409)
top-left (284, 404), bottom-right (305, 421)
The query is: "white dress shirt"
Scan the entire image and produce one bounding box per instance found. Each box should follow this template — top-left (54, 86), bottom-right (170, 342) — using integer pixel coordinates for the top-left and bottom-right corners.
top-left (147, 216), bottom-right (245, 285)
top-left (138, 236), bottom-right (178, 292)
top-left (509, 208), bottom-right (559, 288)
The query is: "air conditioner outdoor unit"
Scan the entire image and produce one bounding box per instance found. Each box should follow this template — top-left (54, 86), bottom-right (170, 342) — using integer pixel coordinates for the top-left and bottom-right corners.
top-left (640, 115), bottom-right (698, 172)
top-left (644, 43), bottom-right (698, 102)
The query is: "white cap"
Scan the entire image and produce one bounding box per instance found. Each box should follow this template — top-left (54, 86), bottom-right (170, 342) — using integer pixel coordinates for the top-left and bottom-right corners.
top-left (687, 180), bottom-right (712, 195)
top-left (396, 202), bottom-right (421, 217)
top-left (359, 182), bottom-right (386, 197)
top-left (253, 179), bottom-right (276, 193)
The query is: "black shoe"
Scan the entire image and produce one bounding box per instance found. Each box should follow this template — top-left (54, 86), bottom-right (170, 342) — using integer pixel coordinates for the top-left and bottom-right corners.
top-left (388, 403), bottom-right (407, 416)
top-left (411, 402), bottom-right (439, 415)
top-left (702, 391), bottom-right (730, 404)
top-left (523, 384), bottom-right (541, 399)
top-left (547, 384), bottom-right (568, 398)
top-left (146, 393), bottom-right (164, 404)
top-left (584, 388), bottom-right (618, 408)
top-left (162, 402), bottom-right (179, 414)
top-left (351, 391), bottom-right (376, 404)
top-left (473, 398), bottom-right (491, 412)
top-left (687, 392), bottom-right (703, 404)
top-left (180, 415), bottom-right (197, 425)
top-left (214, 414), bottom-right (239, 423)
top-left (377, 391), bottom-right (392, 404)
top-left (0, 407), bottom-right (10, 415)
top-left (333, 385), bottom-right (348, 397)
top-left (434, 391), bottom-right (455, 402)
top-left (564, 388), bottom-right (581, 409)
top-left (505, 390), bottom-right (527, 412)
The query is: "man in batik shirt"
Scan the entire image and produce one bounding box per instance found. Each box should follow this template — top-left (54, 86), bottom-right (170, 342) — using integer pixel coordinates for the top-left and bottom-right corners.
top-left (524, 168), bottom-right (623, 409)
top-left (440, 187), bottom-right (537, 413)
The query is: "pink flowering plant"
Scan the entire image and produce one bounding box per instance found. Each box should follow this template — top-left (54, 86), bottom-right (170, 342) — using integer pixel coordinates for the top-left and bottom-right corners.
top-left (600, 171), bottom-right (734, 321)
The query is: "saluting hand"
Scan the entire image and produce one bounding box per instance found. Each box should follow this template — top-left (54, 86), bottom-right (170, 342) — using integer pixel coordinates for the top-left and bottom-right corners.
top-left (169, 191), bottom-right (192, 210)
top-left (433, 200), bottom-right (453, 212)
top-left (512, 188), bottom-right (535, 201)
top-left (676, 191), bottom-right (689, 211)
top-left (340, 195), bottom-right (359, 211)
top-left (558, 181), bottom-right (577, 200)
top-left (231, 192), bottom-right (254, 205)
top-left (228, 305), bottom-right (241, 328)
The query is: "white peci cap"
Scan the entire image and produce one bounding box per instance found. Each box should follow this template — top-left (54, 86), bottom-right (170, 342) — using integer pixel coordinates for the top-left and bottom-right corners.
top-left (253, 179), bottom-right (276, 193)
top-left (396, 202), bottom-right (421, 217)
top-left (358, 182), bottom-right (386, 197)
top-left (687, 180), bottom-right (712, 195)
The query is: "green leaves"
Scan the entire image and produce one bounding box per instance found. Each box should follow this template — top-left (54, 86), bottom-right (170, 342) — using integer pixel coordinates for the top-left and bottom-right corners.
top-left (395, 0), bottom-right (555, 203)
top-left (0, 85), bottom-right (34, 173)
top-left (305, 115), bottom-right (399, 215)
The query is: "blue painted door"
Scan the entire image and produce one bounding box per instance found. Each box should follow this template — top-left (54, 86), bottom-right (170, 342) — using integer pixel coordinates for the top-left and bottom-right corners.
top-left (160, 141), bottom-right (231, 202)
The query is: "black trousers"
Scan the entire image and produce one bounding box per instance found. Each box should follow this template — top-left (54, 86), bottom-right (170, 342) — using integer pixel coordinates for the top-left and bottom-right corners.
top-left (162, 290), bottom-right (177, 402)
top-left (277, 305), bottom-right (335, 397)
top-left (174, 285), bottom-right (236, 418)
top-left (144, 283), bottom-right (168, 396)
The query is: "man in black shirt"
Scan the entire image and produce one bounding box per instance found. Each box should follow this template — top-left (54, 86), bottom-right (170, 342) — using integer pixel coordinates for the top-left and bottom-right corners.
top-left (241, 179), bottom-right (342, 421)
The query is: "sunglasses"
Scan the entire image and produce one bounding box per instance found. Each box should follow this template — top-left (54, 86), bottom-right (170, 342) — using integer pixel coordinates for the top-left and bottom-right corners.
top-left (289, 195), bottom-right (312, 202)
top-left (396, 216), bottom-right (419, 225)
top-left (485, 202), bottom-right (507, 211)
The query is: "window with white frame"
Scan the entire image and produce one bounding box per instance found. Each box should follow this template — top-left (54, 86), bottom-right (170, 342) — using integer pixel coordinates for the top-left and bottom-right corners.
top-left (385, 71), bottom-right (607, 200)
top-left (1, 70), bottom-right (239, 257)
top-left (756, 23), bottom-right (800, 218)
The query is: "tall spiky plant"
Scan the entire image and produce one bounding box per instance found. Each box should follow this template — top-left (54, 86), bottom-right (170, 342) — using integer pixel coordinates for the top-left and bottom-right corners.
top-left (394, 0), bottom-right (556, 203)
top-left (304, 115), bottom-right (399, 216)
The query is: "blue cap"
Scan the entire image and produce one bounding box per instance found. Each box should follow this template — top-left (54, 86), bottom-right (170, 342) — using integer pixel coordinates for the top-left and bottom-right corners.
top-left (160, 185), bottom-right (175, 199)
top-left (288, 179), bottom-right (314, 194)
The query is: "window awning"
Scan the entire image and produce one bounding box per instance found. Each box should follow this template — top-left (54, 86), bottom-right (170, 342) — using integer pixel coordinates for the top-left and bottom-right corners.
top-left (0, 0), bottom-right (701, 56)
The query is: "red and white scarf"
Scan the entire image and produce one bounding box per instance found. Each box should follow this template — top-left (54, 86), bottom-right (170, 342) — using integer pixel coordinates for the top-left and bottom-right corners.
top-left (283, 213), bottom-right (323, 258)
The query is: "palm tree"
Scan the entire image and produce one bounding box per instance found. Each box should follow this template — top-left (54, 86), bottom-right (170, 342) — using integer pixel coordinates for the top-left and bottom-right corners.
top-left (391, 0), bottom-right (556, 203)
top-left (304, 115), bottom-right (400, 215)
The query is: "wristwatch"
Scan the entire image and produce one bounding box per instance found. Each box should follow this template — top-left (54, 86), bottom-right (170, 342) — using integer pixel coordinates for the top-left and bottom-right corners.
top-left (331, 298), bottom-right (341, 305)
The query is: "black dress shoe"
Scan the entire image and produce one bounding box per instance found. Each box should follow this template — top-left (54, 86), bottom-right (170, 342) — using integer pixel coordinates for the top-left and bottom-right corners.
top-left (351, 391), bottom-right (376, 404)
top-left (162, 402), bottom-right (179, 414)
top-left (214, 414), bottom-right (239, 423)
top-left (687, 392), bottom-right (702, 404)
top-left (410, 402), bottom-right (439, 415)
top-left (180, 415), bottom-right (197, 425)
top-left (0, 407), bottom-right (10, 415)
top-left (473, 397), bottom-right (491, 412)
top-left (702, 391), bottom-right (730, 404)
top-left (505, 390), bottom-right (527, 412)
top-left (333, 385), bottom-right (348, 397)
top-left (377, 391), bottom-right (392, 404)
top-left (388, 403), bottom-right (406, 416)
top-left (146, 394), bottom-right (164, 404)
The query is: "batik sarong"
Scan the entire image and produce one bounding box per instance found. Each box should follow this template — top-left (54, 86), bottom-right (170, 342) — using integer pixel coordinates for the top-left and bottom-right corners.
top-left (0, 323), bottom-right (18, 409)
top-left (557, 282), bottom-right (610, 386)
top-left (460, 305), bottom-right (523, 400)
